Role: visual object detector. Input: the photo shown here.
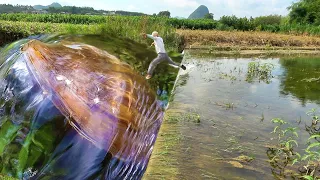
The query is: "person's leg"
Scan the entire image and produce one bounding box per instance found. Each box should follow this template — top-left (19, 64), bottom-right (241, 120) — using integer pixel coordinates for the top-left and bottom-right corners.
top-left (147, 54), bottom-right (165, 76)
top-left (165, 54), bottom-right (186, 70)
top-left (165, 54), bottom-right (180, 66)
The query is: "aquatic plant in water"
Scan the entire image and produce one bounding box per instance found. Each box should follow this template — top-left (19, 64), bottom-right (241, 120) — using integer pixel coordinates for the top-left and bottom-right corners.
top-left (246, 62), bottom-right (274, 83)
top-left (268, 109), bottom-right (320, 180)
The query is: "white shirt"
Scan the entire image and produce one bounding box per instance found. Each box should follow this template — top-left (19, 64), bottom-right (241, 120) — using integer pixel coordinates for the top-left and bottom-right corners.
top-left (147, 34), bottom-right (166, 54)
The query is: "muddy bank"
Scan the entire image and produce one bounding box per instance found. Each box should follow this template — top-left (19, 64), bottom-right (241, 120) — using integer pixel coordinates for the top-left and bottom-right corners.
top-left (186, 48), bottom-right (320, 57)
top-left (178, 29), bottom-right (320, 56)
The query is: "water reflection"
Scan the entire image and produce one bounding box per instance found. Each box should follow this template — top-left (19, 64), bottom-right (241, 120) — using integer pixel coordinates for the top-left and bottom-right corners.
top-left (279, 57), bottom-right (320, 106)
top-left (0, 35), bottom-right (180, 179)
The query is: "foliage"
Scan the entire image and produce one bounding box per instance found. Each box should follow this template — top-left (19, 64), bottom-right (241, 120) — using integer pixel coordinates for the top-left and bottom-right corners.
top-left (2, 1), bottom-right (320, 36)
top-left (268, 118), bottom-right (301, 179)
top-left (0, 13), bottom-right (219, 30)
top-left (0, 18), bottom-right (182, 51)
top-left (300, 109), bottom-right (320, 179)
top-left (0, 3), bottom-right (146, 16)
top-left (269, 109), bottom-right (320, 179)
top-left (158, 11), bottom-right (171, 18)
top-left (1, 13), bottom-right (320, 36)
top-left (204, 13), bottom-right (214, 20)
top-left (219, 15), bottom-right (253, 31)
top-left (218, 15), bottom-right (283, 32)
top-left (47, 6), bottom-right (147, 16)
top-left (254, 15), bottom-right (282, 26)
top-left (288, 0), bottom-right (320, 25)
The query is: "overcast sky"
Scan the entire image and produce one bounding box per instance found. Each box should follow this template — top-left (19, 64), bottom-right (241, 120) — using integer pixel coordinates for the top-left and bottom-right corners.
top-left (3, 0), bottom-right (297, 18)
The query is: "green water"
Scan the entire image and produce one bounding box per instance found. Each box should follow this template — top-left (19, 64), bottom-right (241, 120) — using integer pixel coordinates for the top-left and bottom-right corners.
top-left (150, 55), bottom-right (320, 179)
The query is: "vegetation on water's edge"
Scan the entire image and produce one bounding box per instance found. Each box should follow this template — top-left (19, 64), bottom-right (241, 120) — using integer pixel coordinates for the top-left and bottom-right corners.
top-left (178, 29), bottom-right (320, 48)
top-left (269, 109), bottom-right (320, 180)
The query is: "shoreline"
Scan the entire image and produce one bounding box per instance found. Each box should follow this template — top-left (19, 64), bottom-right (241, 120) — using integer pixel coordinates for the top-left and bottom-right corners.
top-left (185, 47), bottom-right (320, 57)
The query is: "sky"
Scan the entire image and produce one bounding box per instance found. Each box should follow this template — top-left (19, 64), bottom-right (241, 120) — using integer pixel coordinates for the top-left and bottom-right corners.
top-left (3, 0), bottom-right (296, 19)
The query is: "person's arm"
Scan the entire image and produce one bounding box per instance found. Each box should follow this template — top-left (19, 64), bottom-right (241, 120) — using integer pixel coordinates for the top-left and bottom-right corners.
top-left (146, 34), bottom-right (156, 40)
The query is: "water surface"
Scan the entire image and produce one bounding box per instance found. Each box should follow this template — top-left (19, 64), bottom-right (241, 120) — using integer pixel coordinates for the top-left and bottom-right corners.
top-left (146, 54), bottom-right (320, 180)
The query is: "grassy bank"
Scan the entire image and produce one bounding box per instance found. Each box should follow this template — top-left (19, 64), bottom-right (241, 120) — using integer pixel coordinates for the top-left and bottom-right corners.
top-left (178, 29), bottom-right (320, 48)
top-left (143, 109), bottom-right (185, 180)
top-left (0, 20), bottom-right (182, 51)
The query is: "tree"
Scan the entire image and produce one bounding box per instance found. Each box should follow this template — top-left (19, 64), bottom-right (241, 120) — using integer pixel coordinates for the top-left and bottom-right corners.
top-left (204, 13), bottom-right (214, 19)
top-left (288, 0), bottom-right (320, 25)
top-left (158, 11), bottom-right (170, 17)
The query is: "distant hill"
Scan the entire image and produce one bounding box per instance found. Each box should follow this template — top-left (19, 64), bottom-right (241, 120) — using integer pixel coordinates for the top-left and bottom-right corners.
top-left (33, 2), bottom-right (62, 10)
top-left (188, 5), bottom-right (209, 19)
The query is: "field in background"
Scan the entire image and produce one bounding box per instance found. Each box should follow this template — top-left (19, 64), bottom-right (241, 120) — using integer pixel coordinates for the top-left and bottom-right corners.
top-left (1, 14), bottom-right (320, 53)
top-left (178, 29), bottom-right (320, 48)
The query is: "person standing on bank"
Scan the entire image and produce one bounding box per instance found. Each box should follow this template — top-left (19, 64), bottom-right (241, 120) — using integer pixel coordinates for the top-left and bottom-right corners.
top-left (142, 31), bottom-right (186, 80)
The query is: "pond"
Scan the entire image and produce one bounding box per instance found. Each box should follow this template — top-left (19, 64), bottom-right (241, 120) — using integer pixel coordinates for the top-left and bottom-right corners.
top-left (144, 53), bottom-right (320, 180)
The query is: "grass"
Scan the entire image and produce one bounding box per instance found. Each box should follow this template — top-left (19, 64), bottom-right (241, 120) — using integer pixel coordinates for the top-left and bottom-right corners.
top-left (269, 110), bottom-right (320, 180)
top-left (3, 19), bottom-right (320, 54)
top-left (144, 107), bottom-right (201, 179)
top-left (0, 20), bottom-right (182, 52)
top-left (143, 112), bottom-right (183, 180)
top-left (0, 174), bottom-right (17, 180)
top-left (178, 29), bottom-right (320, 48)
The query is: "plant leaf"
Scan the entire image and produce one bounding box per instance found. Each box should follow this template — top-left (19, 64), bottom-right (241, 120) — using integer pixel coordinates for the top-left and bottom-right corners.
top-left (302, 175), bottom-right (314, 180)
top-left (308, 135), bottom-right (320, 141)
top-left (307, 142), bottom-right (320, 151)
